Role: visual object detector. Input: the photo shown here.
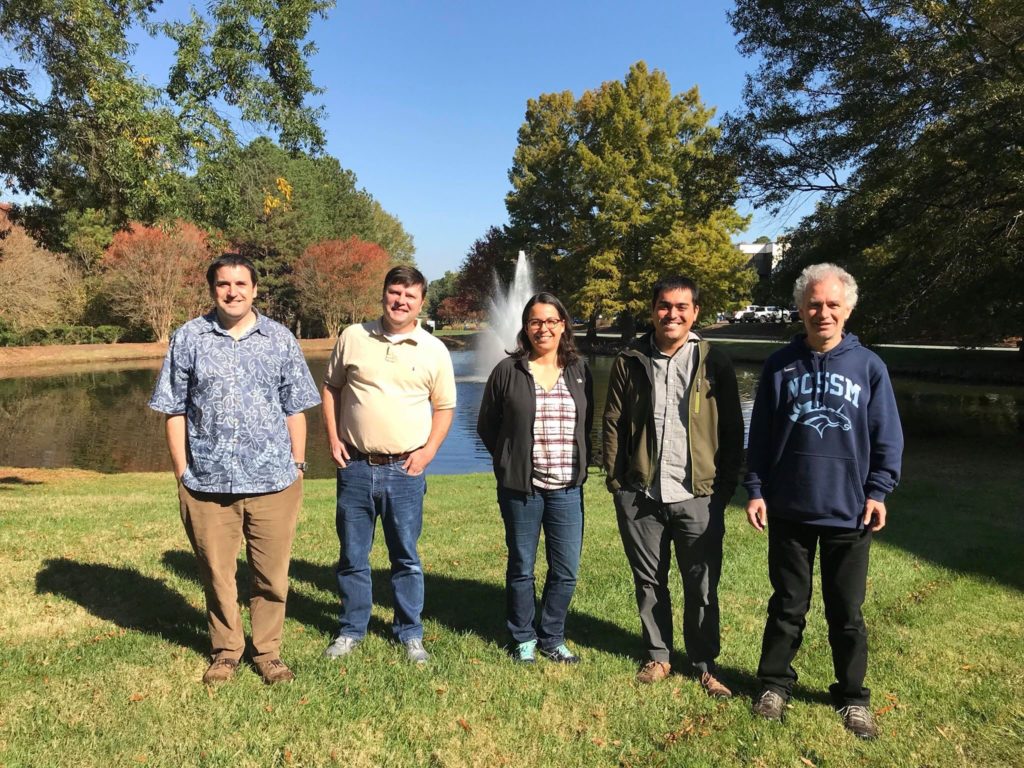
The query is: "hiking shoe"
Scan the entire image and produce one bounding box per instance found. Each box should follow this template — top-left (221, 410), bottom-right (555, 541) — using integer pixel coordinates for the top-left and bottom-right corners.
top-left (255, 658), bottom-right (295, 685)
top-left (838, 705), bottom-right (878, 740)
top-left (699, 671), bottom-right (733, 698)
top-left (404, 638), bottom-right (430, 664)
top-left (201, 657), bottom-right (238, 685)
top-left (323, 635), bottom-right (360, 659)
top-left (539, 643), bottom-right (580, 664)
top-left (752, 689), bottom-right (786, 721)
top-left (635, 661), bottom-right (671, 684)
top-left (511, 639), bottom-right (537, 664)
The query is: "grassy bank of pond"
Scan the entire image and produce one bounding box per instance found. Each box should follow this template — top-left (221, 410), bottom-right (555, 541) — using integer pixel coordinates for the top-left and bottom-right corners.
top-left (1, 438), bottom-right (1021, 767)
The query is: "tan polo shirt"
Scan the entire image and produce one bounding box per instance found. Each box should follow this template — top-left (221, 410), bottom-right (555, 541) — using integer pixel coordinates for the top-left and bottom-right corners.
top-left (324, 319), bottom-right (457, 454)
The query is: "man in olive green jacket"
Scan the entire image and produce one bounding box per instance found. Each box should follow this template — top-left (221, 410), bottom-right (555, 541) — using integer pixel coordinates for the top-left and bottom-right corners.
top-left (603, 276), bottom-right (743, 695)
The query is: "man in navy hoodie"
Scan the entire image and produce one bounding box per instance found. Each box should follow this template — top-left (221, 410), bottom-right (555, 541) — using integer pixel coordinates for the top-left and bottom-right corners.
top-left (744, 263), bottom-right (903, 740)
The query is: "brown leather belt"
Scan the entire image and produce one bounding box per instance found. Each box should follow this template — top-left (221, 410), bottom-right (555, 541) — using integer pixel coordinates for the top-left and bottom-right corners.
top-left (349, 447), bottom-right (411, 466)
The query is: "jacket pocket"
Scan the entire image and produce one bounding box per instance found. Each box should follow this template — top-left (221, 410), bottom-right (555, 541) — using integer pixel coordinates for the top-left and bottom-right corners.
top-left (768, 451), bottom-right (865, 524)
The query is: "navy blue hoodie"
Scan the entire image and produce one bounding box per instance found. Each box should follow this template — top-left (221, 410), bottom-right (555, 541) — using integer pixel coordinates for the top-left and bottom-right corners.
top-left (743, 333), bottom-right (904, 528)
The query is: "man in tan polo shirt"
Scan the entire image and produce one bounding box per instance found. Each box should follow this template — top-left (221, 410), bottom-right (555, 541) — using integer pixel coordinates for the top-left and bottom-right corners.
top-left (321, 265), bottom-right (456, 664)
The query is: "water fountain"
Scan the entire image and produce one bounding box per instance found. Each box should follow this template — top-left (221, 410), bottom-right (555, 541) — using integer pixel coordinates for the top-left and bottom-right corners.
top-left (474, 250), bottom-right (536, 378)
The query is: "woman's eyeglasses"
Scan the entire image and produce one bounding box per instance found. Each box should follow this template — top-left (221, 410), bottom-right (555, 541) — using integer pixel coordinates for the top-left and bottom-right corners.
top-left (527, 318), bottom-right (564, 330)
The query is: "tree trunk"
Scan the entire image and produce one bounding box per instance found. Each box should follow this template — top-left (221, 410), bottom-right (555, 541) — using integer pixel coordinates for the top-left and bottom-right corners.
top-left (619, 313), bottom-right (636, 342)
top-left (586, 311), bottom-right (598, 344)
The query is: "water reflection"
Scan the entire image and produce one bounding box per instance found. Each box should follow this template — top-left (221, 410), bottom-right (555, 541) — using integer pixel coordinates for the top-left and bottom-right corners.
top-left (0, 349), bottom-right (1020, 477)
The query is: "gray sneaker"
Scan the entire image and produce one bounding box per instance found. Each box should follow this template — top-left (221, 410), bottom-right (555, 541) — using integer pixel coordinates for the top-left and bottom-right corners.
top-left (404, 638), bottom-right (430, 664)
top-left (752, 689), bottom-right (786, 721)
top-left (838, 705), bottom-right (878, 740)
top-left (323, 635), bottom-right (360, 659)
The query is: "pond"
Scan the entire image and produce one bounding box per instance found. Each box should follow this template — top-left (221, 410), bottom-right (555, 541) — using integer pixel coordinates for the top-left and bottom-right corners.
top-left (1, 349), bottom-right (1021, 478)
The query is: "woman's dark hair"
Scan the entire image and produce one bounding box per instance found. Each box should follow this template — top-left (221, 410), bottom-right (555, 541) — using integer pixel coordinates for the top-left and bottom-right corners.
top-left (510, 292), bottom-right (579, 368)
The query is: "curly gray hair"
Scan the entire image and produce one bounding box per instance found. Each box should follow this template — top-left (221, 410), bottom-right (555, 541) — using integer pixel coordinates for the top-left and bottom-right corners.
top-left (793, 263), bottom-right (859, 311)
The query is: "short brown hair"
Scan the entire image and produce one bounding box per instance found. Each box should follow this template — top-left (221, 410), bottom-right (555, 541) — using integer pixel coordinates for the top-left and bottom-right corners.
top-left (383, 265), bottom-right (427, 295)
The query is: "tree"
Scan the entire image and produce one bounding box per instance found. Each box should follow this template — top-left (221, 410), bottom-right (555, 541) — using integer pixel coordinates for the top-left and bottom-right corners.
top-left (427, 271), bottom-right (460, 319)
top-left (292, 238), bottom-right (390, 337)
top-left (435, 295), bottom-right (483, 327)
top-left (507, 62), bottom-right (754, 338)
top-left (0, 215), bottom-right (83, 330)
top-left (100, 221), bottom-right (211, 343)
top-left (724, 0), bottom-right (1024, 345)
top-left (0, 0), bottom-right (331, 232)
top-left (453, 226), bottom-right (518, 316)
top-left (186, 137), bottom-right (413, 327)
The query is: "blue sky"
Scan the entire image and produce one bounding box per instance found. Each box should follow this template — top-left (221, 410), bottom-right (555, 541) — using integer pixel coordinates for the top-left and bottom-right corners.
top-left (131, 2), bottom-right (806, 281)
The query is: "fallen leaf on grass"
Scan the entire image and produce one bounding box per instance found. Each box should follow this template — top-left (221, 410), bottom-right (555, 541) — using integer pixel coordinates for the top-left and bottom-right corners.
top-left (435, 686), bottom-right (448, 696)
top-left (298, 697), bottom-right (309, 705)
top-left (457, 718), bottom-right (472, 733)
top-left (592, 738), bottom-right (605, 747)
top-left (134, 756), bottom-right (147, 763)
top-left (283, 748), bottom-right (293, 764)
top-left (265, 705), bottom-right (273, 713)
top-left (469, 658), bottom-right (482, 665)
top-left (799, 758), bottom-right (816, 767)
top-left (875, 704), bottom-right (895, 716)
top-left (129, 693), bottom-right (146, 703)
top-left (885, 692), bottom-right (899, 703)
top-left (960, 664), bottom-right (972, 671)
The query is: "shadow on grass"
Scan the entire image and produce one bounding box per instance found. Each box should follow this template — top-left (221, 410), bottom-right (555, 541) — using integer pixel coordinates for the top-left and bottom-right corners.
top-left (880, 442), bottom-right (1024, 593)
top-left (159, 549), bottom-right (394, 640)
top-left (35, 558), bottom-right (208, 653)
top-left (0, 475), bottom-right (43, 487)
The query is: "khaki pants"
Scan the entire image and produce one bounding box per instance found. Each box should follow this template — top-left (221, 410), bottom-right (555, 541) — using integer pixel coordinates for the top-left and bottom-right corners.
top-left (178, 479), bottom-right (302, 663)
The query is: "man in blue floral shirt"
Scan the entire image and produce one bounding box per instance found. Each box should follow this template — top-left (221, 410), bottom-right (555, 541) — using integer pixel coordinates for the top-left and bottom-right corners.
top-left (150, 254), bottom-right (320, 685)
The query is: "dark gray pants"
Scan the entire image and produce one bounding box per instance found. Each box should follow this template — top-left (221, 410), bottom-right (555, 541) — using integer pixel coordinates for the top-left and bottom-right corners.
top-left (614, 489), bottom-right (725, 673)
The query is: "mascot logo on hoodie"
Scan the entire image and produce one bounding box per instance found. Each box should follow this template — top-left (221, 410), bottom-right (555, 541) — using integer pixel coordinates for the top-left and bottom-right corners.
top-left (786, 372), bottom-right (862, 438)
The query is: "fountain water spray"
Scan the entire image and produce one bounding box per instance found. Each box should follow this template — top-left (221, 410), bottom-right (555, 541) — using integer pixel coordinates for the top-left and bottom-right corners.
top-left (475, 250), bottom-right (536, 378)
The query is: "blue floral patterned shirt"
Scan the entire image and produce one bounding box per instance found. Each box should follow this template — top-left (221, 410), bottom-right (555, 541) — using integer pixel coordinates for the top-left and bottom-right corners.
top-left (149, 311), bottom-right (321, 494)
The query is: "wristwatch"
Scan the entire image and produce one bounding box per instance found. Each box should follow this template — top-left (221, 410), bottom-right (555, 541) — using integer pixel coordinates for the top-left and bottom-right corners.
top-left (294, 461), bottom-right (308, 472)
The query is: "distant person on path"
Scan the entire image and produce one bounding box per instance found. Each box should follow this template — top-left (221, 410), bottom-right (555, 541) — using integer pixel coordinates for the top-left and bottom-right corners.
top-left (477, 292), bottom-right (594, 664)
top-left (149, 254), bottom-right (320, 685)
top-left (745, 263), bottom-right (903, 740)
top-left (603, 276), bottom-right (743, 696)
top-left (321, 266), bottom-right (456, 665)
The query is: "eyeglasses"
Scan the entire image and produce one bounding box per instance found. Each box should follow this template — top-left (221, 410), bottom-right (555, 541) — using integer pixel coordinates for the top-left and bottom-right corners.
top-left (527, 318), bottom-right (564, 330)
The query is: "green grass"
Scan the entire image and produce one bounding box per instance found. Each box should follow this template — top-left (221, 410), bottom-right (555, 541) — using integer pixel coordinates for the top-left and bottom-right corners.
top-left (1, 445), bottom-right (1022, 767)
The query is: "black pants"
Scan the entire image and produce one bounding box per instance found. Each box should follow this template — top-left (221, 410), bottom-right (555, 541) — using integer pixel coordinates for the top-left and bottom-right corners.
top-left (757, 517), bottom-right (872, 707)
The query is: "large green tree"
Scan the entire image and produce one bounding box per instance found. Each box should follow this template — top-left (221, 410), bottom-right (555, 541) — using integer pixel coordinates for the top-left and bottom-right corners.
top-left (507, 62), bottom-right (753, 338)
top-left (724, 0), bottom-right (1024, 346)
top-left (0, 0), bottom-right (331, 239)
top-left (188, 138), bottom-right (414, 327)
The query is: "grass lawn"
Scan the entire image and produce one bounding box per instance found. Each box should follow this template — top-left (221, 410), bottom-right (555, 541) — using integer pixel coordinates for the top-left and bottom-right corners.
top-left (1, 442), bottom-right (1022, 767)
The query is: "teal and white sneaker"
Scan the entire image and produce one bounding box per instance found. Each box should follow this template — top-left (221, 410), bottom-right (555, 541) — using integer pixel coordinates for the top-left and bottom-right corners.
top-left (510, 639), bottom-right (537, 664)
top-left (539, 643), bottom-right (580, 664)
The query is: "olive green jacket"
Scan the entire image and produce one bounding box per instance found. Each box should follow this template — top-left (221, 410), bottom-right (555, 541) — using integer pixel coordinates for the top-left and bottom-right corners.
top-left (602, 333), bottom-right (743, 498)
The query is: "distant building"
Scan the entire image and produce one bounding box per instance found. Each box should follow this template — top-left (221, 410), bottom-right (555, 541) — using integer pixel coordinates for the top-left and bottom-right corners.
top-left (736, 241), bottom-right (787, 283)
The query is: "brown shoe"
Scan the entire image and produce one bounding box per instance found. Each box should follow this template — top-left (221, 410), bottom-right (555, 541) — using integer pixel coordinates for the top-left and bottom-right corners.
top-left (700, 671), bottom-right (733, 698)
top-left (256, 658), bottom-right (295, 685)
top-left (202, 657), bottom-right (239, 685)
top-left (635, 661), bottom-right (671, 684)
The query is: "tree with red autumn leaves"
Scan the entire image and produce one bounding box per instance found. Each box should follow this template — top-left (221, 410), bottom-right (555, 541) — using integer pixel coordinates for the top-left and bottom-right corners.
top-left (100, 221), bottom-right (211, 343)
top-left (292, 237), bottom-right (390, 337)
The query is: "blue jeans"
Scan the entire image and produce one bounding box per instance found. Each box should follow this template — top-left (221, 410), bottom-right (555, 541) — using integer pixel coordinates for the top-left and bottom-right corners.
top-left (497, 485), bottom-right (584, 650)
top-left (334, 459), bottom-right (426, 643)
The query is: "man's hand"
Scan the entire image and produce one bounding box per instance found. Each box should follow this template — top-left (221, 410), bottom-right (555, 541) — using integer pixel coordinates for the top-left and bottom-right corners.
top-left (402, 445), bottom-right (436, 476)
top-left (863, 499), bottom-right (887, 531)
top-left (329, 437), bottom-right (350, 468)
top-left (746, 499), bottom-right (767, 532)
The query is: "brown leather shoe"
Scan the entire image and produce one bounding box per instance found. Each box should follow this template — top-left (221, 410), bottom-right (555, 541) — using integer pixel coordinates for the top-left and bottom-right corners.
top-left (256, 658), bottom-right (295, 685)
top-left (202, 657), bottom-right (239, 685)
top-left (699, 671), bottom-right (733, 698)
top-left (635, 661), bottom-right (671, 684)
